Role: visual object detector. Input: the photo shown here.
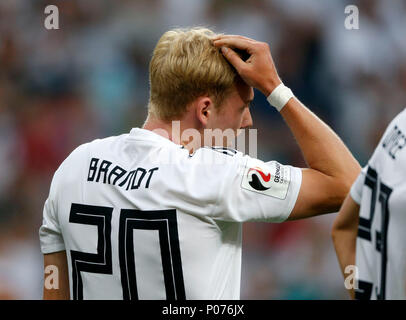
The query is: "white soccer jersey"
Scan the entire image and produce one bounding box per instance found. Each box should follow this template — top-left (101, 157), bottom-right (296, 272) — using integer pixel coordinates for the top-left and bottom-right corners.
top-left (39, 128), bottom-right (302, 300)
top-left (350, 108), bottom-right (406, 300)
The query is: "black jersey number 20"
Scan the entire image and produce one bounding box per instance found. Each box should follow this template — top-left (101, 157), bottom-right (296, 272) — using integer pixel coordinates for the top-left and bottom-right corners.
top-left (69, 203), bottom-right (186, 300)
top-left (356, 166), bottom-right (392, 300)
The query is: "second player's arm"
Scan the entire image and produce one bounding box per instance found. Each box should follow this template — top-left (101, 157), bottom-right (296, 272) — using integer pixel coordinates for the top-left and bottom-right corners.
top-left (213, 35), bottom-right (361, 219)
top-left (43, 251), bottom-right (70, 300)
top-left (331, 194), bottom-right (360, 299)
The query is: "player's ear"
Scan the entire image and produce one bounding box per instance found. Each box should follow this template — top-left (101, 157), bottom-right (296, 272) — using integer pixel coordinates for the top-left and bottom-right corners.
top-left (195, 96), bottom-right (214, 127)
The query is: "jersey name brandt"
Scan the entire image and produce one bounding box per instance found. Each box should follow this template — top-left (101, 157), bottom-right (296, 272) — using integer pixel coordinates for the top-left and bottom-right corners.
top-left (87, 157), bottom-right (159, 190)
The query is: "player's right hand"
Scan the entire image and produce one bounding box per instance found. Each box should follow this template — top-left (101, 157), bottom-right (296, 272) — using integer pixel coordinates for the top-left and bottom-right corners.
top-left (213, 35), bottom-right (282, 96)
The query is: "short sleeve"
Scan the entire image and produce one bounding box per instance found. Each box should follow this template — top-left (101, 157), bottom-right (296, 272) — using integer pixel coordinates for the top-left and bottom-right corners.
top-left (39, 170), bottom-right (65, 254)
top-left (211, 153), bottom-right (302, 223)
top-left (350, 166), bottom-right (367, 205)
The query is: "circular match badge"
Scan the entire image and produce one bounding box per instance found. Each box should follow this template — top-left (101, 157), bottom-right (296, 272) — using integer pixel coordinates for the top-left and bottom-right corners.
top-left (241, 159), bottom-right (291, 199)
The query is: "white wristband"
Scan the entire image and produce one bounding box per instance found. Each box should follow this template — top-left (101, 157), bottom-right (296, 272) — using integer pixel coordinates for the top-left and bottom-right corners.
top-left (266, 83), bottom-right (294, 112)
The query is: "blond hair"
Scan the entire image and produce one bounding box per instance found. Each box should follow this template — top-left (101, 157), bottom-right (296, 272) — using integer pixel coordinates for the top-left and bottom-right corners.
top-left (148, 27), bottom-right (238, 120)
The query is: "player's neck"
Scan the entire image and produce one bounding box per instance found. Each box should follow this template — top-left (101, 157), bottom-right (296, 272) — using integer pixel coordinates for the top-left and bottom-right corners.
top-left (142, 117), bottom-right (182, 144)
top-left (142, 116), bottom-right (202, 153)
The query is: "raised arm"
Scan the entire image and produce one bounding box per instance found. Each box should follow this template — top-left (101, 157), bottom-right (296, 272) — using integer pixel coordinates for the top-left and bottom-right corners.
top-left (213, 35), bottom-right (361, 219)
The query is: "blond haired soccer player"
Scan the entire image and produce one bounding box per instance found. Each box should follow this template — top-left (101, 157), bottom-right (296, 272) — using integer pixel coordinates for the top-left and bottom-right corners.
top-left (40, 28), bottom-right (360, 300)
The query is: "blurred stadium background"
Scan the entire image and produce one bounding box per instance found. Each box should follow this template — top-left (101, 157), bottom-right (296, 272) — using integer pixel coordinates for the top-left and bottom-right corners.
top-left (1, 0), bottom-right (405, 299)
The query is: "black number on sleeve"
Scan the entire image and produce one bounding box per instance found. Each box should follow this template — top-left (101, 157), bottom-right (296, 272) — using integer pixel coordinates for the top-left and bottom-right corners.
top-left (119, 209), bottom-right (185, 300)
top-left (356, 166), bottom-right (392, 300)
top-left (69, 203), bottom-right (113, 300)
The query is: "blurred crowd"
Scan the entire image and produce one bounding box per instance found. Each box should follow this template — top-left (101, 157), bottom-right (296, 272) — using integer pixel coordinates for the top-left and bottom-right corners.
top-left (1, 0), bottom-right (405, 299)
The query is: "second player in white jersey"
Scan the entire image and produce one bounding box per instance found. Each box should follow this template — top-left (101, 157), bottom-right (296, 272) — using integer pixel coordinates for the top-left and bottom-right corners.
top-left (352, 108), bottom-right (406, 299)
top-left (40, 128), bottom-right (302, 299)
top-left (333, 108), bottom-right (406, 300)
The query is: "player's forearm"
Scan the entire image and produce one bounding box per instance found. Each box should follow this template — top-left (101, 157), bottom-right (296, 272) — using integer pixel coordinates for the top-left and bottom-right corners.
top-left (43, 251), bottom-right (70, 300)
top-left (331, 195), bottom-right (359, 299)
top-left (332, 230), bottom-right (356, 274)
top-left (43, 286), bottom-right (70, 300)
top-left (332, 231), bottom-right (356, 299)
top-left (280, 97), bottom-right (360, 191)
top-left (332, 220), bottom-right (357, 280)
